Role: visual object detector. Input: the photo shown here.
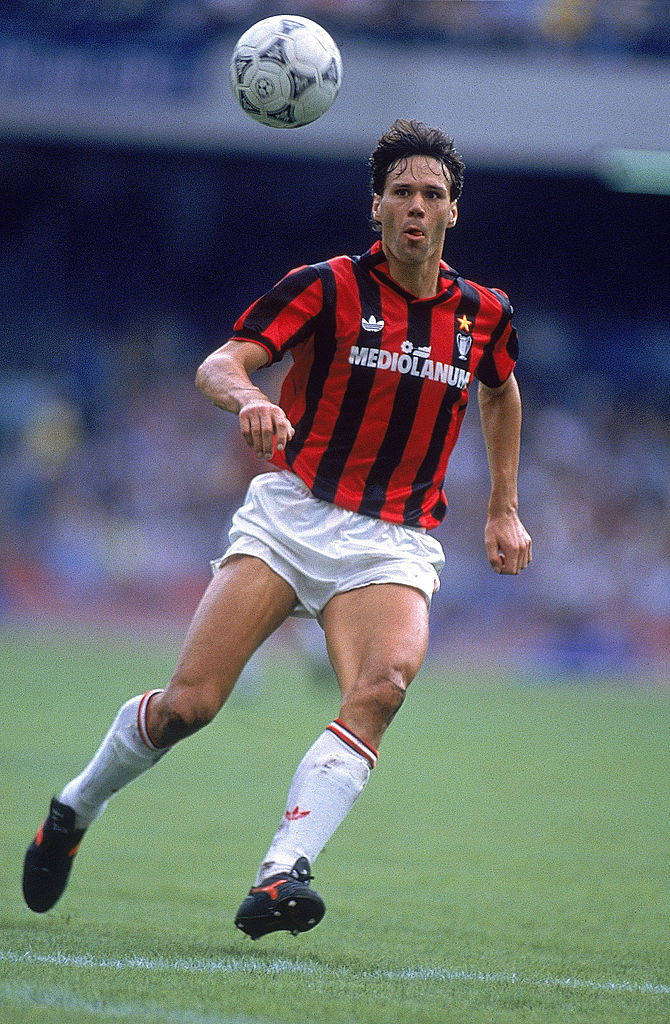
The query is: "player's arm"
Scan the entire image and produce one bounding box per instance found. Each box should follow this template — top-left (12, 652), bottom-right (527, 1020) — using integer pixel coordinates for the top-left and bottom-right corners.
top-left (195, 340), bottom-right (294, 460)
top-left (477, 372), bottom-right (532, 575)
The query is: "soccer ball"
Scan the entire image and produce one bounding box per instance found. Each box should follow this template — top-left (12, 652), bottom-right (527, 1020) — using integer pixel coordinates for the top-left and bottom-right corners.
top-left (230, 15), bottom-right (342, 129)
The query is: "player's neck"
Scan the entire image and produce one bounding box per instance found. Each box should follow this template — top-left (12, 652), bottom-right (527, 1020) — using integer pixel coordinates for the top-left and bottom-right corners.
top-left (383, 252), bottom-right (441, 298)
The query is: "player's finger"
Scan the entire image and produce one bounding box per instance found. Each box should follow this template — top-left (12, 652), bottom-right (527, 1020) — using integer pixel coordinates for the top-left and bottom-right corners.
top-left (500, 553), bottom-right (519, 575)
top-left (258, 411), bottom-right (278, 459)
top-left (239, 410), bottom-right (257, 449)
top-left (502, 535), bottom-right (532, 575)
top-left (260, 408), bottom-right (293, 459)
top-left (486, 539), bottom-right (504, 573)
top-left (518, 538), bottom-right (531, 571)
top-left (514, 533), bottom-right (532, 572)
top-left (246, 412), bottom-right (266, 456)
top-left (274, 417), bottom-right (295, 454)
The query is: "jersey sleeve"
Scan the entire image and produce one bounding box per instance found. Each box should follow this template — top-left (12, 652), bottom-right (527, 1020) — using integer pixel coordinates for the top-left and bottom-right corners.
top-left (230, 264), bottom-right (325, 365)
top-left (475, 289), bottom-right (519, 388)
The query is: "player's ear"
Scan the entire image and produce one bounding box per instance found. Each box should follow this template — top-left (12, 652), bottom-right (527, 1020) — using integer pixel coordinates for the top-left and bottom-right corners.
top-left (371, 194), bottom-right (381, 223)
top-left (447, 202), bottom-right (458, 228)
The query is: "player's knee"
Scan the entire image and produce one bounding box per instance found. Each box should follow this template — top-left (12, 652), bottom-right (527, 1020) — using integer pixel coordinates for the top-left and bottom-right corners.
top-left (344, 672), bottom-right (407, 728)
top-left (150, 678), bottom-right (221, 745)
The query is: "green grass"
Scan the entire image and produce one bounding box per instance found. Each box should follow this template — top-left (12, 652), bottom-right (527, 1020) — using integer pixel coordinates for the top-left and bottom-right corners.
top-left (1, 628), bottom-right (668, 1023)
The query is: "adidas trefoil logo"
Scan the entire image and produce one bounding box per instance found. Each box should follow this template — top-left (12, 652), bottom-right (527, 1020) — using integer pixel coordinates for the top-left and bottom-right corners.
top-left (285, 806), bottom-right (311, 821)
top-left (361, 314), bottom-right (384, 333)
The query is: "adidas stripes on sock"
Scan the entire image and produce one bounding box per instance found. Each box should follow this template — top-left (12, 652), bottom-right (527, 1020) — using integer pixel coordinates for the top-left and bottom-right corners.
top-left (59, 690), bottom-right (169, 829)
top-left (255, 719), bottom-right (378, 884)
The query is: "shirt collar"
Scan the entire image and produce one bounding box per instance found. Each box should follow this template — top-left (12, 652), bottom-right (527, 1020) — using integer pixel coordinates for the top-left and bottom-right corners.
top-left (360, 241), bottom-right (458, 303)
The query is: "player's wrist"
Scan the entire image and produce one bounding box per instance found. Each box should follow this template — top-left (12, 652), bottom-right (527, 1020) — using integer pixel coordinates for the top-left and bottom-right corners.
top-left (236, 386), bottom-right (268, 412)
top-left (486, 497), bottom-right (519, 519)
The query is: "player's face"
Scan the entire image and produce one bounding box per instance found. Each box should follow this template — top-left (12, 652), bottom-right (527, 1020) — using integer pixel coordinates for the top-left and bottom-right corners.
top-left (371, 155), bottom-right (458, 268)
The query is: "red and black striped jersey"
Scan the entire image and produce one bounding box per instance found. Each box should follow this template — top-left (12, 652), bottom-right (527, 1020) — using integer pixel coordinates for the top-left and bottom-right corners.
top-left (230, 241), bottom-right (518, 529)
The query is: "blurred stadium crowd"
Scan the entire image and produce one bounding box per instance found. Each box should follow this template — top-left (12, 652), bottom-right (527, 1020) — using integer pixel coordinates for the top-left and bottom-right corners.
top-left (3, 0), bottom-right (670, 55)
top-left (1, 321), bottom-right (668, 674)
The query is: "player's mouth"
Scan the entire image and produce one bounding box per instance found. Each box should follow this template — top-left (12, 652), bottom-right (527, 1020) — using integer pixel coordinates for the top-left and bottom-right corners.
top-left (404, 226), bottom-right (424, 238)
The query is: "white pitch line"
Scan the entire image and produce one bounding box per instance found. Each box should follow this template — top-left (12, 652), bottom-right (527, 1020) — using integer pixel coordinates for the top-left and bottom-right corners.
top-left (1, 948), bottom-right (668, 998)
top-left (0, 980), bottom-right (274, 1024)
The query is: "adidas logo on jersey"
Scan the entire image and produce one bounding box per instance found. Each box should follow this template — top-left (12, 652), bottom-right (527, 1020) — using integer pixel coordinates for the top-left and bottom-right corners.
top-left (361, 314), bottom-right (384, 332)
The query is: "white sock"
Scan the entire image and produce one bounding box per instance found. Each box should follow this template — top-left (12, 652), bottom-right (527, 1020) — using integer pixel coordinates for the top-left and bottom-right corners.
top-left (59, 690), bottom-right (169, 829)
top-left (255, 720), bottom-right (378, 884)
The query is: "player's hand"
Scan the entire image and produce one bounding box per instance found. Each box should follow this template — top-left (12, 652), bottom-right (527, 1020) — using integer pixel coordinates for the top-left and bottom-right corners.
top-left (238, 395), bottom-right (295, 460)
top-left (484, 511), bottom-right (532, 575)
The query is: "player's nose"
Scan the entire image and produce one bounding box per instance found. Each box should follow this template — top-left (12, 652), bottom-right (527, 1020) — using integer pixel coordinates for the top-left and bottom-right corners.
top-left (408, 193), bottom-right (425, 215)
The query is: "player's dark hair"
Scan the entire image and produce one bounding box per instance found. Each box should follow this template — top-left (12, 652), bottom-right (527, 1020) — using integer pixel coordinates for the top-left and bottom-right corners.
top-left (369, 119), bottom-right (465, 201)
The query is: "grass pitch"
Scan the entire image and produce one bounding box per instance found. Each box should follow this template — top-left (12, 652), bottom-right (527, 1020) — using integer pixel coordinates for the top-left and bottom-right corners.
top-left (1, 628), bottom-right (668, 1023)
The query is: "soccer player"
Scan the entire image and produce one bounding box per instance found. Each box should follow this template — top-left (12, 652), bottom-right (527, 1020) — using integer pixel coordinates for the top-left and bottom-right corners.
top-left (23, 119), bottom-right (532, 937)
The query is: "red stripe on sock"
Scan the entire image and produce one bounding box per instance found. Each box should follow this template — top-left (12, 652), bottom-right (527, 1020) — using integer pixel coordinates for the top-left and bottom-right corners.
top-left (137, 689), bottom-right (164, 750)
top-left (327, 720), bottom-right (378, 768)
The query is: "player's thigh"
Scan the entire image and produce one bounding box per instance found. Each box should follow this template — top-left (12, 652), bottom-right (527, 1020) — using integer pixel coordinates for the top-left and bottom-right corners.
top-left (170, 554), bottom-right (297, 704)
top-left (321, 582), bottom-right (430, 698)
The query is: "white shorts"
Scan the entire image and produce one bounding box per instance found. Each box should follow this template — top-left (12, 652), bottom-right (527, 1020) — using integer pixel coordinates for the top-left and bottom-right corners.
top-left (211, 470), bottom-right (445, 621)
